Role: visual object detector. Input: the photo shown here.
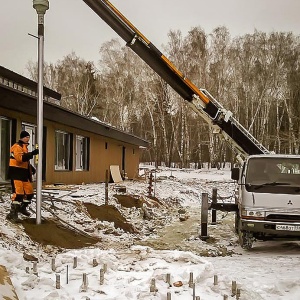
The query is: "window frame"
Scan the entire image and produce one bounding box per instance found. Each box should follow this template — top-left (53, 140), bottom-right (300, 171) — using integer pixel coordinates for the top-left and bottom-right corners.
top-left (55, 130), bottom-right (72, 171)
top-left (75, 135), bottom-right (90, 171)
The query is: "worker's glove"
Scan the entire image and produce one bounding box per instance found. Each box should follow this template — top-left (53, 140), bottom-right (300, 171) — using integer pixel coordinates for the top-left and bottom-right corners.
top-left (30, 164), bottom-right (36, 175)
top-left (31, 149), bottom-right (39, 156)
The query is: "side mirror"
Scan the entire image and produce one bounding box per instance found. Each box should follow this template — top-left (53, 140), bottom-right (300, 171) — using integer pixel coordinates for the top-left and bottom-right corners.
top-left (231, 167), bottom-right (240, 181)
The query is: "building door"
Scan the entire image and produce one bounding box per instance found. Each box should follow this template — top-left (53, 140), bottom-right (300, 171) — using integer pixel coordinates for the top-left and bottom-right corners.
top-left (0, 117), bottom-right (11, 181)
top-left (122, 146), bottom-right (126, 176)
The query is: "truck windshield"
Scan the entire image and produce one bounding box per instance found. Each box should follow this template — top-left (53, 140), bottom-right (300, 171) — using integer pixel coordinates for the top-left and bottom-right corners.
top-left (245, 157), bottom-right (300, 189)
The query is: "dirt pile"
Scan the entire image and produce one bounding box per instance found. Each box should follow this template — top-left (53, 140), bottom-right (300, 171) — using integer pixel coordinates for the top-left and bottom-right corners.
top-left (22, 218), bottom-right (99, 249)
top-left (84, 203), bottom-right (136, 233)
top-left (2, 185), bottom-right (238, 258)
top-left (15, 195), bottom-right (160, 249)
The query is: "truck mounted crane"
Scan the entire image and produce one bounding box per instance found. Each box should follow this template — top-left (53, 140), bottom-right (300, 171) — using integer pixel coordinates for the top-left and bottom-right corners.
top-left (82, 0), bottom-right (270, 164)
top-left (82, 0), bottom-right (300, 250)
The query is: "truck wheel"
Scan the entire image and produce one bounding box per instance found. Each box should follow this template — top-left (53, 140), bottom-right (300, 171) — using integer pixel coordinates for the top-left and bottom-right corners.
top-left (239, 230), bottom-right (254, 250)
top-left (235, 212), bottom-right (240, 234)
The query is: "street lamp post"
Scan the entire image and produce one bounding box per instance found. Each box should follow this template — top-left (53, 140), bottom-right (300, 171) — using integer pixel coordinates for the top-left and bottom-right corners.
top-left (33, 0), bottom-right (49, 225)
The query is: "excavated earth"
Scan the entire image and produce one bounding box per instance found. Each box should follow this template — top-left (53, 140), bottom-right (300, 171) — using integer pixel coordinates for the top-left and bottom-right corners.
top-left (20, 199), bottom-right (138, 249)
top-left (15, 193), bottom-right (237, 257)
top-left (21, 217), bottom-right (99, 249)
top-left (0, 172), bottom-right (240, 261)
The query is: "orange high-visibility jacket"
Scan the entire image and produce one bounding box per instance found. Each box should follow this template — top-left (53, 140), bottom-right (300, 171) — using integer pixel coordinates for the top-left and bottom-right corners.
top-left (8, 141), bottom-right (34, 182)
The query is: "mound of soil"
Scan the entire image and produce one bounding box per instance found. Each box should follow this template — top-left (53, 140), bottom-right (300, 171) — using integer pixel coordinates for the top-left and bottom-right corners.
top-left (84, 203), bottom-right (135, 233)
top-left (114, 194), bottom-right (143, 208)
top-left (21, 218), bottom-right (99, 249)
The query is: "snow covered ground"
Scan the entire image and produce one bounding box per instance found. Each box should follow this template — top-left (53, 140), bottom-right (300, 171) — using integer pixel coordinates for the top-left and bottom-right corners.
top-left (0, 165), bottom-right (300, 300)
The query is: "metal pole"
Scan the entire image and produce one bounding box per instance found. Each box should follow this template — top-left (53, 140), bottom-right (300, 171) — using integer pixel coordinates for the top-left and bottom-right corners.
top-left (36, 21), bottom-right (43, 225)
top-left (33, 0), bottom-right (49, 225)
top-left (200, 193), bottom-right (209, 240)
top-left (211, 188), bottom-right (217, 224)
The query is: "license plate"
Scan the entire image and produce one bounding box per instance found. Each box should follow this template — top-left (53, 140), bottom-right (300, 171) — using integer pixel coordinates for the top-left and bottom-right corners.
top-left (276, 224), bottom-right (300, 231)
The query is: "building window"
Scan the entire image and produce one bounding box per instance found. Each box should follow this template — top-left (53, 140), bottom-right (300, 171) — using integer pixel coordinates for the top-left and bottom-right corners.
top-left (76, 135), bottom-right (89, 171)
top-left (105, 142), bottom-right (108, 149)
top-left (55, 130), bottom-right (71, 170)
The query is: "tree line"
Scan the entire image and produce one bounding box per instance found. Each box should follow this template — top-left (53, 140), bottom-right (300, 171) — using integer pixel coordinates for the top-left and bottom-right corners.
top-left (27, 26), bottom-right (300, 167)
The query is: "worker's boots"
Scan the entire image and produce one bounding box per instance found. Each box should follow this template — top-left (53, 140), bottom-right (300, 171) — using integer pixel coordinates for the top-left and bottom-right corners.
top-left (6, 203), bottom-right (21, 223)
top-left (19, 202), bottom-right (31, 217)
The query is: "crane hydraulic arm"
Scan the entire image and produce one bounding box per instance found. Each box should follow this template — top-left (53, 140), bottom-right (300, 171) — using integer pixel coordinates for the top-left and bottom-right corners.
top-left (82, 0), bottom-right (269, 161)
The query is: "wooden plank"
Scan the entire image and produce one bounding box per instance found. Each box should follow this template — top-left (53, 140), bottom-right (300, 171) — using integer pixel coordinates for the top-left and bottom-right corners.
top-left (0, 265), bottom-right (19, 300)
top-left (110, 165), bottom-right (123, 183)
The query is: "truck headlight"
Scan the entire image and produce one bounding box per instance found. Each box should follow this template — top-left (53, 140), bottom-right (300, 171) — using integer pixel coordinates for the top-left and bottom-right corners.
top-left (241, 210), bottom-right (265, 219)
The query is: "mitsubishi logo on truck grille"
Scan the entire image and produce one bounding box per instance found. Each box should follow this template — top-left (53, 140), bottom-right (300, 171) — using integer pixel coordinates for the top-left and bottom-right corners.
top-left (287, 200), bottom-right (293, 205)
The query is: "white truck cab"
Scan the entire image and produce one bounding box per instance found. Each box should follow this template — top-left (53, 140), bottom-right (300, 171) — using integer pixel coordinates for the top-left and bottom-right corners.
top-left (232, 154), bottom-right (300, 249)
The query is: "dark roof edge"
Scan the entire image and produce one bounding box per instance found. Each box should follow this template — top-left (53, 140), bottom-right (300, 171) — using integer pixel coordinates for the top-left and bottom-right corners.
top-left (0, 66), bottom-right (61, 100)
top-left (0, 84), bottom-right (149, 148)
top-left (45, 100), bottom-right (149, 147)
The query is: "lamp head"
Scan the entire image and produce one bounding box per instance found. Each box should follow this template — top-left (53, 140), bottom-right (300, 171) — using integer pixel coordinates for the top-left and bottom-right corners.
top-left (33, 0), bottom-right (49, 15)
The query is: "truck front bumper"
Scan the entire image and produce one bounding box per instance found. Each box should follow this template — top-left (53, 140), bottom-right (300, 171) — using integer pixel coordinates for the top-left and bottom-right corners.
top-left (241, 219), bottom-right (300, 237)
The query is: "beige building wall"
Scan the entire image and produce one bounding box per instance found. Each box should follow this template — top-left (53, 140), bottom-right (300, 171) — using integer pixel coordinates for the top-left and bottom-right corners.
top-left (0, 108), bottom-right (143, 185)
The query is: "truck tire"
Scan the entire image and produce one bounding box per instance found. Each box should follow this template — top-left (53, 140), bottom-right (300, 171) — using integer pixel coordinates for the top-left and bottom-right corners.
top-left (239, 230), bottom-right (254, 250)
top-left (237, 218), bottom-right (254, 250)
top-left (235, 212), bottom-right (240, 234)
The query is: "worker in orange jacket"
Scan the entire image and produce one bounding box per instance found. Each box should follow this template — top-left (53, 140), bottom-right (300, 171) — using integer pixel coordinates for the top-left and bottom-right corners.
top-left (7, 131), bottom-right (39, 222)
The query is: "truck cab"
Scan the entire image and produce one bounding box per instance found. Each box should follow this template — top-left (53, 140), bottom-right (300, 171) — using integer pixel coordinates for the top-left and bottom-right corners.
top-left (232, 154), bottom-right (300, 249)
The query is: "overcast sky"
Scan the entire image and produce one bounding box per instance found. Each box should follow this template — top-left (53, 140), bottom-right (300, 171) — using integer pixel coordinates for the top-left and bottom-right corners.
top-left (1, 0), bottom-right (300, 76)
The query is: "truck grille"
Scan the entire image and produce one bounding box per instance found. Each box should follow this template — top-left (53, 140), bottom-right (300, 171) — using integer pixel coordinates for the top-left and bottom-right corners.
top-left (266, 214), bottom-right (300, 223)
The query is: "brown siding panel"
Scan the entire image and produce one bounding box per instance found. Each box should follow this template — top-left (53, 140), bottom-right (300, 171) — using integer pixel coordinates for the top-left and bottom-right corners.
top-left (0, 73), bottom-right (148, 185)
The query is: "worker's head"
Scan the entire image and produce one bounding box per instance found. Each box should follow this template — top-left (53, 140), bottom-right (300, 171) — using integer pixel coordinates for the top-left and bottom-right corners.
top-left (20, 130), bottom-right (30, 141)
